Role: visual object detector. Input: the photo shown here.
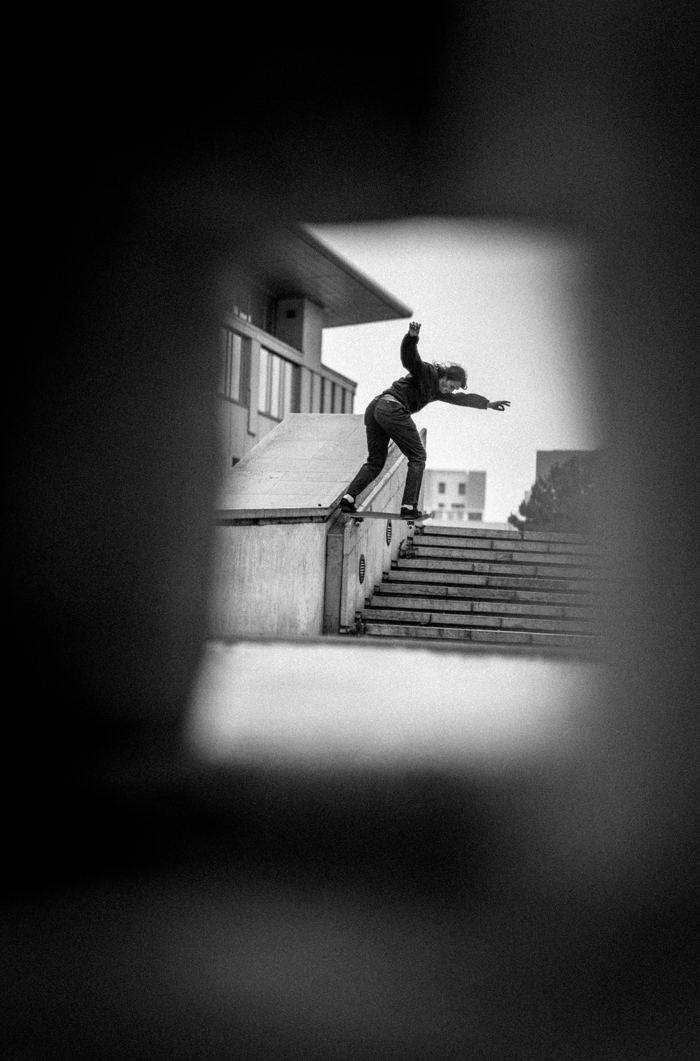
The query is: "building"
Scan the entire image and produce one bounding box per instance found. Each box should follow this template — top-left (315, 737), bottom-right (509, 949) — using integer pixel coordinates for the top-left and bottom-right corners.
top-left (217, 224), bottom-right (412, 472)
top-left (535, 449), bottom-right (599, 483)
top-left (519, 449), bottom-right (600, 505)
top-left (422, 468), bottom-right (487, 523)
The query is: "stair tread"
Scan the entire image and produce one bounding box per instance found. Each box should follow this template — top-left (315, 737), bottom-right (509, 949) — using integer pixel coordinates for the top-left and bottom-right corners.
top-left (384, 571), bottom-right (601, 593)
top-left (417, 534), bottom-right (600, 556)
top-left (366, 596), bottom-right (596, 618)
top-left (378, 582), bottom-right (597, 603)
top-left (411, 545), bottom-right (599, 566)
top-left (363, 608), bottom-right (598, 632)
top-left (396, 558), bottom-right (601, 580)
top-left (362, 623), bottom-right (600, 647)
top-left (418, 526), bottom-right (594, 545)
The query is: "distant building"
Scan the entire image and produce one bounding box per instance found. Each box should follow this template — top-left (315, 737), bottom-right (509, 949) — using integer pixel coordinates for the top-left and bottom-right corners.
top-left (218, 224), bottom-right (412, 472)
top-left (423, 468), bottom-right (486, 523)
top-left (535, 449), bottom-right (599, 482)
top-left (520, 449), bottom-right (600, 505)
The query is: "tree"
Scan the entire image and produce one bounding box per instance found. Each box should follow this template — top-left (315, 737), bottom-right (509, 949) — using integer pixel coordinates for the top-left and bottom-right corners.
top-left (508, 454), bottom-right (600, 534)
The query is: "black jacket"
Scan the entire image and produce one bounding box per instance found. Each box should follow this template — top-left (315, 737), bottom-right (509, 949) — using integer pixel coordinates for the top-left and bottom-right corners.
top-left (381, 332), bottom-right (489, 414)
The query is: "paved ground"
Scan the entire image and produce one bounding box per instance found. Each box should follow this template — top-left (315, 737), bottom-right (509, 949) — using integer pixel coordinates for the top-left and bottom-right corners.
top-left (187, 637), bottom-right (605, 770)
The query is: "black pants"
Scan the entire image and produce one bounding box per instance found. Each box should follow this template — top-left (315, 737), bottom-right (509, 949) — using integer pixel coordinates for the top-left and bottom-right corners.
top-left (346, 396), bottom-right (427, 507)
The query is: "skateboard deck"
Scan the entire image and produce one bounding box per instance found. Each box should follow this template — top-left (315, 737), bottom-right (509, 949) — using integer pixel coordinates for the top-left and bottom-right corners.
top-left (342, 510), bottom-right (431, 522)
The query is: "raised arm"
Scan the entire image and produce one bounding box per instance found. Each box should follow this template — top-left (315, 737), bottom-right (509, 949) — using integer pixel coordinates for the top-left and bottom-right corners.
top-left (440, 394), bottom-right (511, 410)
top-left (400, 321), bottom-right (422, 376)
top-left (440, 392), bottom-right (490, 409)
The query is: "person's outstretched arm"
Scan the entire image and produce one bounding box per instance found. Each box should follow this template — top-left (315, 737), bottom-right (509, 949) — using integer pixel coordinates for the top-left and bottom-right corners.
top-left (400, 321), bottom-right (422, 376)
top-left (439, 393), bottom-right (511, 410)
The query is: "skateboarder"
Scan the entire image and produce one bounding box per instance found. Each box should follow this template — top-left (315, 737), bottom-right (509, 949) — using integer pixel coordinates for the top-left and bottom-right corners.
top-left (340, 322), bottom-right (510, 518)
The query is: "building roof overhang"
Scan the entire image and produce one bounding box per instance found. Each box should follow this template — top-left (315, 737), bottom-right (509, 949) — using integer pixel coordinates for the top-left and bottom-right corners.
top-left (249, 224), bottom-right (412, 328)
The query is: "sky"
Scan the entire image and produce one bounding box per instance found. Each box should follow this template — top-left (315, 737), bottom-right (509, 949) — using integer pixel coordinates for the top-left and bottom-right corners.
top-left (308, 217), bottom-right (603, 524)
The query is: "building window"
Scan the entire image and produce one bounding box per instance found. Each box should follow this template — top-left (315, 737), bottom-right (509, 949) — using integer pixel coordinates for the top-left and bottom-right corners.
top-left (468, 512), bottom-right (483, 521)
top-left (259, 348), bottom-right (297, 419)
top-left (458, 482), bottom-right (466, 495)
top-left (227, 279), bottom-right (274, 333)
top-left (308, 372), bottom-right (320, 412)
top-left (438, 482), bottom-right (446, 494)
top-left (322, 377), bottom-right (334, 412)
top-left (219, 328), bottom-right (250, 404)
top-left (304, 375), bottom-right (353, 414)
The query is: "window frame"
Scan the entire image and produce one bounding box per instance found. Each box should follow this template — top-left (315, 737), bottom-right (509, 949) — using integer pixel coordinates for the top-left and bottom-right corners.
top-left (218, 327), bottom-right (251, 406)
top-left (258, 346), bottom-right (299, 421)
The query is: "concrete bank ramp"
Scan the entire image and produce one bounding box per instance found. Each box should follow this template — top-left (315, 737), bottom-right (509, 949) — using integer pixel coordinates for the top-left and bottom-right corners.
top-left (217, 413), bottom-right (369, 518)
top-left (212, 413), bottom-right (396, 640)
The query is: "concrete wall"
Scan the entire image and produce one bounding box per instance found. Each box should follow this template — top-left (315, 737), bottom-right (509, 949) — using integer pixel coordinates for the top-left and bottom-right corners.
top-left (210, 520), bottom-right (328, 638)
top-left (213, 416), bottom-right (420, 638)
top-left (339, 469), bottom-right (408, 630)
top-left (275, 297), bottom-right (324, 366)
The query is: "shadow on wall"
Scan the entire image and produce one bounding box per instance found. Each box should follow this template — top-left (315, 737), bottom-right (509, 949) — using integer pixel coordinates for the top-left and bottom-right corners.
top-left (6, 4), bottom-right (700, 1059)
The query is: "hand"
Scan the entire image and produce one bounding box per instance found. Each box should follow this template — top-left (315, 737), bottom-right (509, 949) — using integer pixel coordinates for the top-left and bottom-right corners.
top-left (408, 321), bottom-right (421, 336)
top-left (488, 400), bottom-right (510, 411)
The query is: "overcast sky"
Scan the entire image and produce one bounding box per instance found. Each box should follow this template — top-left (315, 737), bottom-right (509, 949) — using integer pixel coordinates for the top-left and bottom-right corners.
top-left (308, 218), bottom-right (603, 523)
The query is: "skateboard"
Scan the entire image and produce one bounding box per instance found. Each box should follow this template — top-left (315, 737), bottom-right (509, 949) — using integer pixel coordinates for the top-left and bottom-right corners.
top-left (341, 509), bottom-right (432, 523)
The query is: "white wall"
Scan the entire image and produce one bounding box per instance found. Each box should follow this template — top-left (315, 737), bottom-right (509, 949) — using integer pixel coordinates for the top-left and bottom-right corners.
top-left (210, 521), bottom-right (328, 638)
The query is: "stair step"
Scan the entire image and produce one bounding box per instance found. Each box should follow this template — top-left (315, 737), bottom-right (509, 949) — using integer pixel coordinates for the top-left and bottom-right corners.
top-left (354, 527), bottom-right (605, 650)
top-left (384, 570), bottom-right (600, 593)
top-left (396, 557), bottom-right (600, 581)
top-left (361, 608), bottom-right (599, 634)
top-left (410, 545), bottom-right (599, 567)
top-left (420, 526), bottom-right (524, 541)
top-left (376, 581), bottom-right (597, 605)
top-left (362, 624), bottom-right (601, 648)
top-left (366, 596), bottom-right (596, 620)
top-left (417, 533), bottom-right (599, 557)
top-left (418, 526), bottom-right (593, 545)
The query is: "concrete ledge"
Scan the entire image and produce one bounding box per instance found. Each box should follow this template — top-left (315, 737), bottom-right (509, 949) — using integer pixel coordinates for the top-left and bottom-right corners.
top-left (217, 507), bottom-right (333, 523)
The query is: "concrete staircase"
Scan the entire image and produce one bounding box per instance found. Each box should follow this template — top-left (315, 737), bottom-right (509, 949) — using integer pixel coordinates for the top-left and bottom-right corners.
top-left (359, 523), bottom-right (605, 650)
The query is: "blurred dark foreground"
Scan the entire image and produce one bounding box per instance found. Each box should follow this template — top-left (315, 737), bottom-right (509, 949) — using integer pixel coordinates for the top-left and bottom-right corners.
top-left (5, 3), bottom-right (700, 1058)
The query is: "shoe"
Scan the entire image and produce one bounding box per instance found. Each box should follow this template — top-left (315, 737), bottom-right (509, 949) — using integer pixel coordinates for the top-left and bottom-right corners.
top-left (401, 505), bottom-right (423, 520)
top-left (339, 496), bottom-right (356, 513)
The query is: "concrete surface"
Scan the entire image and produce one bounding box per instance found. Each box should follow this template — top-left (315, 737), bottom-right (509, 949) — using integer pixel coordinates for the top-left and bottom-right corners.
top-left (210, 521), bottom-right (328, 638)
top-left (187, 638), bottom-right (606, 770)
top-left (217, 413), bottom-right (370, 515)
